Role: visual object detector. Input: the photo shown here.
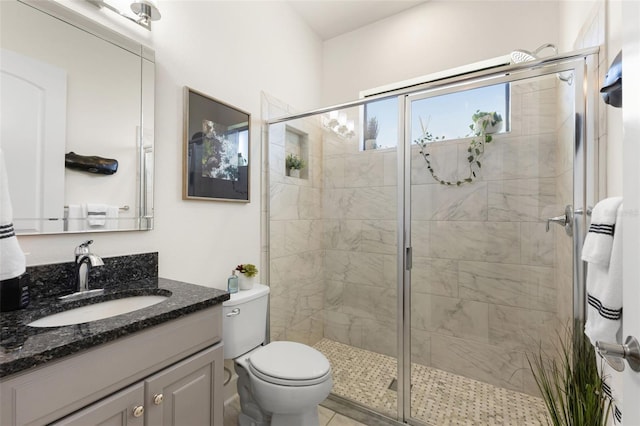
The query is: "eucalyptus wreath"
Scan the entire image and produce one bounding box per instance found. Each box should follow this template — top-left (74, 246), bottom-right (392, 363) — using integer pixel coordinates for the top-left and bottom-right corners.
top-left (415, 111), bottom-right (502, 186)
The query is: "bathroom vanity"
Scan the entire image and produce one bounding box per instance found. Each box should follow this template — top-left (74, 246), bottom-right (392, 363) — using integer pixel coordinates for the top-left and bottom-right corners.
top-left (0, 254), bottom-right (229, 426)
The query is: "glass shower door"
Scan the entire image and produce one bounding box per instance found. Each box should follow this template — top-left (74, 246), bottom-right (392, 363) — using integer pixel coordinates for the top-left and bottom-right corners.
top-left (405, 68), bottom-right (581, 425)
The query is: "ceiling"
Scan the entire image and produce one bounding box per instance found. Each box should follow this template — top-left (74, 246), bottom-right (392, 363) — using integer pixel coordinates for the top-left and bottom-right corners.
top-left (287, 1), bottom-right (428, 41)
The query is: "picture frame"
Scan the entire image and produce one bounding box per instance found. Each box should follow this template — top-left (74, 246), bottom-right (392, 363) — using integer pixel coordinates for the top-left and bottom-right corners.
top-left (183, 87), bottom-right (250, 202)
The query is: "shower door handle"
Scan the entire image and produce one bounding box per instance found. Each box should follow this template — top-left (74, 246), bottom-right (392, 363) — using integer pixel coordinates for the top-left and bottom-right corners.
top-left (596, 336), bottom-right (640, 372)
top-left (546, 205), bottom-right (573, 236)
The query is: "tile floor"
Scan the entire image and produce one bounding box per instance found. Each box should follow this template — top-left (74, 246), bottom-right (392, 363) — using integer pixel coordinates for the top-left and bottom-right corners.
top-left (314, 338), bottom-right (550, 426)
top-left (223, 338), bottom-right (549, 426)
top-left (223, 395), bottom-right (370, 426)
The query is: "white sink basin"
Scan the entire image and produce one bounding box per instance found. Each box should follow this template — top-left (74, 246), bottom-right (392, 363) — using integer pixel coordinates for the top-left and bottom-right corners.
top-left (28, 295), bottom-right (168, 327)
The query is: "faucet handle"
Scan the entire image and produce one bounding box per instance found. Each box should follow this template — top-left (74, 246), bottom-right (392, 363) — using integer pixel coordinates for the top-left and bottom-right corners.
top-left (75, 240), bottom-right (94, 256)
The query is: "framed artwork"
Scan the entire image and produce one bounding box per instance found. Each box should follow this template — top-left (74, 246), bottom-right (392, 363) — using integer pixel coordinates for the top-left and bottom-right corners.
top-left (183, 87), bottom-right (250, 202)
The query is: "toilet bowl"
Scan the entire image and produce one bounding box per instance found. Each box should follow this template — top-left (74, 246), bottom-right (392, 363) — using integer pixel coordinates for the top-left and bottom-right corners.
top-left (223, 284), bottom-right (333, 426)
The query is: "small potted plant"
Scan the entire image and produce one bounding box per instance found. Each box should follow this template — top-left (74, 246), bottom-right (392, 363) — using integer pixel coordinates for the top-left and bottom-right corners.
top-left (471, 110), bottom-right (503, 135)
top-left (364, 117), bottom-right (379, 150)
top-left (285, 154), bottom-right (305, 178)
top-left (235, 263), bottom-right (258, 290)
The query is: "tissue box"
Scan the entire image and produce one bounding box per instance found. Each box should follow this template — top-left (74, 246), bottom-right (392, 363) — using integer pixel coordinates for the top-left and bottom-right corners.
top-left (0, 272), bottom-right (30, 312)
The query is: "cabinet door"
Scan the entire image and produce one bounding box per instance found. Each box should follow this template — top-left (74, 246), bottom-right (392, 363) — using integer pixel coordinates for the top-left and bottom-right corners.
top-left (145, 344), bottom-right (223, 426)
top-left (51, 383), bottom-right (144, 426)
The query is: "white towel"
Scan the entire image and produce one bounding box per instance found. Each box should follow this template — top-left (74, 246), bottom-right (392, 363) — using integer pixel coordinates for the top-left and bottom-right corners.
top-left (0, 148), bottom-right (26, 281)
top-left (582, 197), bottom-right (623, 266)
top-left (583, 199), bottom-right (623, 346)
top-left (66, 204), bottom-right (87, 232)
top-left (87, 203), bottom-right (108, 226)
top-left (583, 198), bottom-right (624, 346)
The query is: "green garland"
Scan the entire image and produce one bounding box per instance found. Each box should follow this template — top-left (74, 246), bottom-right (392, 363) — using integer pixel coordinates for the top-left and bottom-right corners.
top-left (414, 112), bottom-right (501, 186)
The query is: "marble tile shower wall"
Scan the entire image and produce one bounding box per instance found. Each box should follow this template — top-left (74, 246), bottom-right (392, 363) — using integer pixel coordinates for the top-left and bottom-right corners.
top-left (321, 81), bottom-right (565, 396)
top-left (268, 117), bottom-right (325, 346)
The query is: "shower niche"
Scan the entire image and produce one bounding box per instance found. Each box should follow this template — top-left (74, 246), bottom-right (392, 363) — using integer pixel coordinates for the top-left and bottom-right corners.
top-left (284, 126), bottom-right (308, 179)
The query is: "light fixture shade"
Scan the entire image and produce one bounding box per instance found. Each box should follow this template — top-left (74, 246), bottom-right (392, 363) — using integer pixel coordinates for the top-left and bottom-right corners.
top-left (130, 0), bottom-right (161, 22)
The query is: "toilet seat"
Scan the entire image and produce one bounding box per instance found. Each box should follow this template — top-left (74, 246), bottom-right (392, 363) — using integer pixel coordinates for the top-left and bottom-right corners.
top-left (247, 341), bottom-right (331, 387)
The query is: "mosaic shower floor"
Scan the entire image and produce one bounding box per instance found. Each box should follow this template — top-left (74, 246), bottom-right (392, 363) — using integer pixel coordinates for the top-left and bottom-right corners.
top-left (313, 338), bottom-right (550, 426)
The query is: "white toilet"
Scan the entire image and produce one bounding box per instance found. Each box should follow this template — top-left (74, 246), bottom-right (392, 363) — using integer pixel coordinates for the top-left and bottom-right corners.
top-left (223, 284), bottom-right (333, 426)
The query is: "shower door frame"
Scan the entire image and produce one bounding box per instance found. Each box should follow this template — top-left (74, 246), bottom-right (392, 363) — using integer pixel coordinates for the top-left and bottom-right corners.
top-left (264, 47), bottom-right (599, 425)
top-left (398, 52), bottom-right (599, 424)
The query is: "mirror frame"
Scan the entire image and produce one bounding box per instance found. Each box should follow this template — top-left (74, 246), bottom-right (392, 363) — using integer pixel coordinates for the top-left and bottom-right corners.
top-left (7, 0), bottom-right (155, 234)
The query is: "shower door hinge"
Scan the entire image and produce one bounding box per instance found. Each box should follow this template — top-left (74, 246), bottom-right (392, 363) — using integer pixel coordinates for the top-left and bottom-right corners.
top-left (405, 247), bottom-right (412, 270)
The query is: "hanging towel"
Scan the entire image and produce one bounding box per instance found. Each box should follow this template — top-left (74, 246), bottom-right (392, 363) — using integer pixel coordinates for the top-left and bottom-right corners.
top-left (582, 197), bottom-right (623, 346)
top-left (0, 149), bottom-right (26, 281)
top-left (66, 204), bottom-right (87, 232)
top-left (582, 196), bottom-right (623, 266)
top-left (87, 203), bottom-right (108, 226)
top-left (105, 205), bottom-right (119, 230)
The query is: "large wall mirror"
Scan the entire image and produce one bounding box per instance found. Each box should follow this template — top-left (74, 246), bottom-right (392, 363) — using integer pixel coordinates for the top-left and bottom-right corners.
top-left (0, 0), bottom-right (154, 235)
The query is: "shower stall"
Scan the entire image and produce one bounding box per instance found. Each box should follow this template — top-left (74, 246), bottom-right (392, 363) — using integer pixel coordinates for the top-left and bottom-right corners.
top-left (264, 47), bottom-right (599, 425)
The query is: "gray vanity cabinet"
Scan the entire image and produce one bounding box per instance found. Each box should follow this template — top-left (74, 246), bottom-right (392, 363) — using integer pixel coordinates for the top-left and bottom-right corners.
top-left (1, 306), bottom-right (224, 426)
top-left (52, 344), bottom-right (223, 426)
top-left (52, 383), bottom-right (145, 426)
top-left (145, 344), bottom-right (222, 426)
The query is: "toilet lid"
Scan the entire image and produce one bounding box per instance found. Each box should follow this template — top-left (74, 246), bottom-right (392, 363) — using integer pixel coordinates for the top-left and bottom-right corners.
top-left (248, 341), bottom-right (331, 384)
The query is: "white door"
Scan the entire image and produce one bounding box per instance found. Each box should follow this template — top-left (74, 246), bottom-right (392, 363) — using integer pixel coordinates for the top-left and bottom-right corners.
top-left (622, 1), bottom-right (640, 424)
top-left (0, 48), bottom-right (66, 233)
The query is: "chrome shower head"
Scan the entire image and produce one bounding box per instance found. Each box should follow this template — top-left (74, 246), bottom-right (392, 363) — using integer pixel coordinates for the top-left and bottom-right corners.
top-left (510, 43), bottom-right (572, 84)
top-left (510, 43), bottom-right (559, 64)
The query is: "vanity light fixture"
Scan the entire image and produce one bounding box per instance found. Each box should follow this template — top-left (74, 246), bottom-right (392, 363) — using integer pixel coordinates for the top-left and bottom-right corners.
top-left (87, 0), bottom-right (161, 30)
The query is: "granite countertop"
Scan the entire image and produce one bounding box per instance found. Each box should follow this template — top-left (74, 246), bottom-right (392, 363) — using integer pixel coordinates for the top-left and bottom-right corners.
top-left (0, 277), bottom-right (229, 378)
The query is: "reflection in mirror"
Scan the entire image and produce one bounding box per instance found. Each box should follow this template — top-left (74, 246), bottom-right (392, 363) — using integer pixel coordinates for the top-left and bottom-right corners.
top-left (0, 0), bottom-right (154, 235)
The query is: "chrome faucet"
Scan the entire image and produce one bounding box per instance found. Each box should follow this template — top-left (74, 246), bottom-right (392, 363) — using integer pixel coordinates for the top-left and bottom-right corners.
top-left (74, 240), bottom-right (104, 293)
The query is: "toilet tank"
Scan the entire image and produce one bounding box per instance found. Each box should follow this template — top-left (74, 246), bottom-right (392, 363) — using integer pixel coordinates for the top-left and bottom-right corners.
top-left (222, 283), bottom-right (270, 359)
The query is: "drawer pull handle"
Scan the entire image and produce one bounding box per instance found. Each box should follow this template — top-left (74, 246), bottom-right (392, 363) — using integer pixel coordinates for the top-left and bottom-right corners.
top-left (132, 405), bottom-right (144, 418)
top-left (153, 393), bottom-right (164, 405)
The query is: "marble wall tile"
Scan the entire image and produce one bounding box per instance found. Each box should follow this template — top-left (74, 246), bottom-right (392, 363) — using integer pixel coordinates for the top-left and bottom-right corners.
top-left (324, 250), bottom-right (386, 287)
top-left (520, 222), bottom-right (555, 267)
top-left (511, 76), bottom-right (557, 94)
top-left (488, 304), bottom-right (560, 353)
top-left (522, 87), bottom-right (558, 135)
top-left (323, 311), bottom-right (363, 347)
top-left (270, 250), bottom-right (323, 287)
top-left (324, 219), bottom-right (361, 251)
top-left (458, 261), bottom-right (556, 312)
top-left (361, 220), bottom-right (397, 255)
top-left (298, 186), bottom-right (322, 219)
top-left (383, 151), bottom-right (398, 187)
top-left (412, 182), bottom-right (488, 221)
top-left (411, 221), bottom-right (430, 257)
top-left (342, 284), bottom-right (396, 325)
top-left (324, 280), bottom-right (344, 312)
top-left (343, 152), bottom-right (385, 188)
top-left (412, 295), bottom-right (489, 342)
top-left (411, 257), bottom-right (458, 297)
top-left (270, 183), bottom-right (300, 220)
top-left (411, 328), bottom-right (431, 366)
top-left (269, 220), bottom-right (286, 259)
top-left (488, 178), bottom-right (556, 222)
top-left (430, 334), bottom-right (524, 392)
top-left (429, 221), bottom-right (521, 263)
top-left (284, 219), bottom-right (323, 254)
top-left (285, 313), bottom-right (324, 346)
top-left (410, 142), bottom-right (460, 185)
top-left (383, 254), bottom-right (397, 289)
top-left (481, 134), bottom-right (556, 180)
top-left (361, 318), bottom-right (397, 357)
top-left (324, 156), bottom-right (345, 189)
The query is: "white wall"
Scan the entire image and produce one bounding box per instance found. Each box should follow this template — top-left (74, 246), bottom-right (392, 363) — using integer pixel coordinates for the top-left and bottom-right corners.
top-left (17, 1), bottom-right (323, 290)
top-left (321, 0), bottom-right (560, 104)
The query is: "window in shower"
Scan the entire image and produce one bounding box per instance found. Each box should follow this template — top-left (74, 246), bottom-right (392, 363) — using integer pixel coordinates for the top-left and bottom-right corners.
top-left (363, 83), bottom-right (510, 151)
